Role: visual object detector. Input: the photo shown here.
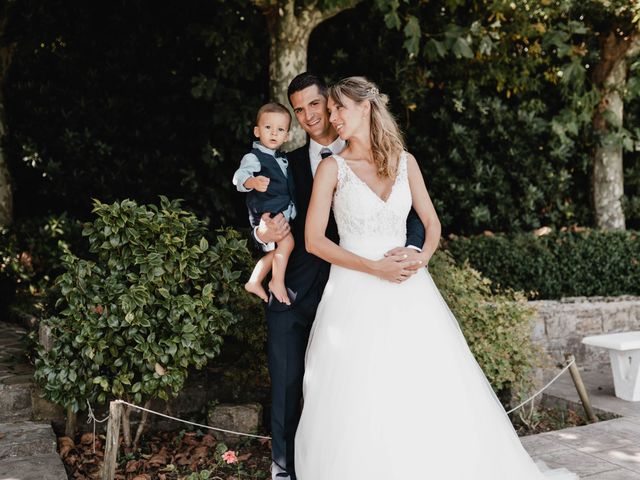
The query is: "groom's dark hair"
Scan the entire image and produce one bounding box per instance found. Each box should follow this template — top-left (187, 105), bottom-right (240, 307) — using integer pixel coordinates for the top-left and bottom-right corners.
top-left (287, 72), bottom-right (328, 105)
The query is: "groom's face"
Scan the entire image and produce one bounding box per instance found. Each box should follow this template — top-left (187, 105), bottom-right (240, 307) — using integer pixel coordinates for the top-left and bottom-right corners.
top-left (289, 85), bottom-right (333, 143)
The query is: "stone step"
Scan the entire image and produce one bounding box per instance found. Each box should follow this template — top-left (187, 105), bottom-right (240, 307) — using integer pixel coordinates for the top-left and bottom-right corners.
top-left (0, 382), bottom-right (33, 422)
top-left (0, 421), bottom-right (57, 460)
top-left (0, 453), bottom-right (67, 480)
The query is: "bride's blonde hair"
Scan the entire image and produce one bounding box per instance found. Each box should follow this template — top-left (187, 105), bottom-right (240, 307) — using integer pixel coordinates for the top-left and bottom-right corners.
top-left (329, 77), bottom-right (405, 178)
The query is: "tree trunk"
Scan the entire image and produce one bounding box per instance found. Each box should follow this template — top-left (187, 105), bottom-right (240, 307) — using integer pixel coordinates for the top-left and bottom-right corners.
top-left (590, 31), bottom-right (639, 230)
top-left (0, 11), bottom-right (14, 227)
top-left (259, 0), bottom-right (361, 149)
top-left (266, 4), bottom-right (311, 149)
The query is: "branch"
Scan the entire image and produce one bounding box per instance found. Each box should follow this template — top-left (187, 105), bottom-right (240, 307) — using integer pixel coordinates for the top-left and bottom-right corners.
top-left (132, 399), bottom-right (152, 449)
top-left (317, 0), bottom-right (363, 24)
top-left (296, 0), bottom-right (364, 31)
top-left (592, 30), bottom-right (636, 86)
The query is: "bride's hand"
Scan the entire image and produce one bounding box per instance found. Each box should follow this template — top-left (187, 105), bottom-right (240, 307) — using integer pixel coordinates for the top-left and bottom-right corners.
top-left (384, 247), bottom-right (428, 271)
top-left (370, 253), bottom-right (423, 283)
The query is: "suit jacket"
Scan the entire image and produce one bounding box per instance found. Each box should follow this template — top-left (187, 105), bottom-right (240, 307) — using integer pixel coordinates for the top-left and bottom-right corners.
top-left (266, 144), bottom-right (426, 312)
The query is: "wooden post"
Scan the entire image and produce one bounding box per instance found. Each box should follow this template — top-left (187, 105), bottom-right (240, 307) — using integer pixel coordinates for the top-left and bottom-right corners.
top-left (102, 401), bottom-right (123, 480)
top-left (65, 405), bottom-right (77, 438)
top-left (565, 354), bottom-right (598, 424)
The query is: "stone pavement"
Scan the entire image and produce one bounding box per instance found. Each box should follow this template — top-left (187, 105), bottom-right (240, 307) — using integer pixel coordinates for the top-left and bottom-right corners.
top-left (0, 321), bottom-right (66, 480)
top-left (520, 365), bottom-right (640, 478)
top-left (522, 416), bottom-right (640, 478)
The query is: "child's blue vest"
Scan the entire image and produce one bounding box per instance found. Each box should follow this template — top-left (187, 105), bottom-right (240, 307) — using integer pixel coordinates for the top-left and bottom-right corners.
top-left (246, 147), bottom-right (295, 221)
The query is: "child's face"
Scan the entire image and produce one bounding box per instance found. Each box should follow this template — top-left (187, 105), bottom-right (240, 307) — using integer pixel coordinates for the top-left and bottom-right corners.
top-left (254, 112), bottom-right (290, 150)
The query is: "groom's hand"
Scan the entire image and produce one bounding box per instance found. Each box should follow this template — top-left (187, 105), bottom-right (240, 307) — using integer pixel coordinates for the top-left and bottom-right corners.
top-left (256, 212), bottom-right (290, 244)
top-left (384, 247), bottom-right (425, 271)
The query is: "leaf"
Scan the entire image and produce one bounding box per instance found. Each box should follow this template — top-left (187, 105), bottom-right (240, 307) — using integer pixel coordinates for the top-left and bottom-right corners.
top-left (199, 237), bottom-right (209, 251)
top-left (155, 363), bottom-right (166, 376)
top-left (452, 37), bottom-right (474, 59)
top-left (402, 15), bottom-right (421, 56)
top-left (479, 35), bottom-right (494, 56)
top-left (125, 460), bottom-right (140, 473)
top-left (58, 437), bottom-right (75, 458)
top-left (425, 39), bottom-right (447, 60)
top-left (147, 447), bottom-right (168, 466)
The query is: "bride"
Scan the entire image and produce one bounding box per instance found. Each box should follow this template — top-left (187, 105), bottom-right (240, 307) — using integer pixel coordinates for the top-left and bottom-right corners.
top-left (294, 76), bottom-right (577, 479)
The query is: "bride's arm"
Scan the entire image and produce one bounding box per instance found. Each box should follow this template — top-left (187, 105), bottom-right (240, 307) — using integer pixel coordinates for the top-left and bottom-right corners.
top-left (406, 153), bottom-right (441, 263)
top-left (305, 157), bottom-right (421, 283)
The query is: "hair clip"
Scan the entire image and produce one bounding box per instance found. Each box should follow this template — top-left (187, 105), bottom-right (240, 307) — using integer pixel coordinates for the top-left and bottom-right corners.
top-left (368, 87), bottom-right (379, 96)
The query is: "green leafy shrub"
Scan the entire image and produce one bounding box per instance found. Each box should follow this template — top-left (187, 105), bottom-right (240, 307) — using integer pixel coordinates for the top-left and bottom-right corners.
top-left (429, 250), bottom-right (538, 398)
top-left (34, 197), bottom-right (260, 447)
top-left (446, 229), bottom-right (640, 299)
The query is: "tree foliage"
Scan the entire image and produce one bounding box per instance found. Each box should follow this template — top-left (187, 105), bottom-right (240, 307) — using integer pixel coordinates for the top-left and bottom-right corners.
top-left (3, 0), bottom-right (640, 234)
top-left (5, 0), bottom-right (267, 225)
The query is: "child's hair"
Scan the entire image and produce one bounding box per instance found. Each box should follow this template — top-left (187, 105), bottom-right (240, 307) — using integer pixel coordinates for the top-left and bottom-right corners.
top-left (256, 102), bottom-right (292, 129)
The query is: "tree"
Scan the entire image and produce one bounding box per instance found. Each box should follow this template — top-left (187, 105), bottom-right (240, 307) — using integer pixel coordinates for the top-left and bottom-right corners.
top-left (0, 0), bottom-right (14, 226)
top-left (588, 4), bottom-right (640, 230)
top-left (539, 1), bottom-right (640, 230)
top-left (252, 0), bottom-right (361, 146)
top-left (384, 0), bottom-right (640, 230)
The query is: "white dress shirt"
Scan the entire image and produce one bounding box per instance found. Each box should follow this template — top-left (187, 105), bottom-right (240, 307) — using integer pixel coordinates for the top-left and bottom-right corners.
top-left (309, 137), bottom-right (347, 177)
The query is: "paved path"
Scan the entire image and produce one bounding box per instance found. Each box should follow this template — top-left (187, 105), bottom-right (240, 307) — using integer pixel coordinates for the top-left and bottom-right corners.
top-left (0, 321), bottom-right (66, 480)
top-left (522, 416), bottom-right (640, 478)
top-left (519, 365), bottom-right (640, 478)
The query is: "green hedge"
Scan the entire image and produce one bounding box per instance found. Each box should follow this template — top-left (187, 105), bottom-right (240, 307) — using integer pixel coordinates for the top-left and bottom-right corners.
top-left (446, 229), bottom-right (640, 299)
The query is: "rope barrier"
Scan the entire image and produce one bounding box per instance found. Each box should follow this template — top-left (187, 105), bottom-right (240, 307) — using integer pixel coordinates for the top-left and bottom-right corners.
top-left (87, 359), bottom-right (574, 447)
top-left (114, 399), bottom-right (272, 440)
top-left (86, 399), bottom-right (110, 453)
top-left (505, 358), bottom-right (575, 415)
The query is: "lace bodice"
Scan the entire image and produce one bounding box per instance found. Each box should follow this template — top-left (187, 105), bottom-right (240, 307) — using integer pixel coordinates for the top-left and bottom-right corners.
top-left (332, 152), bottom-right (411, 256)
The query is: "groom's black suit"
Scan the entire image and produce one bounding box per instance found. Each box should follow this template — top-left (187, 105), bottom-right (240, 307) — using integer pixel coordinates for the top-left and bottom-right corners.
top-left (266, 144), bottom-right (425, 479)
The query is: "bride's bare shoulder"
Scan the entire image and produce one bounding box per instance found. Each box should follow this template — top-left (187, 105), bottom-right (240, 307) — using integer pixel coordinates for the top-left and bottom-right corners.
top-left (314, 156), bottom-right (339, 183)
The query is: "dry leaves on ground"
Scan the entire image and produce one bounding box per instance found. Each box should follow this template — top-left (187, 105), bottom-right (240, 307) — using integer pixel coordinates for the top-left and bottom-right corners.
top-left (58, 430), bottom-right (272, 479)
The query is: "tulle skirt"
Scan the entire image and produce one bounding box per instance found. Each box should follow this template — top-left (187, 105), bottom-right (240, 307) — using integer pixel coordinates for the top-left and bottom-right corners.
top-left (294, 242), bottom-right (578, 480)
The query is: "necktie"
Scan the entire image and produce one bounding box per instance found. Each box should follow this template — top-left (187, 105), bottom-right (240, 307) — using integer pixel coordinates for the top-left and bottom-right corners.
top-left (320, 148), bottom-right (332, 159)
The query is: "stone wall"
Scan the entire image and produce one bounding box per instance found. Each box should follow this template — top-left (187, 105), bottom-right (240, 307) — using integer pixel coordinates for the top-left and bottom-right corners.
top-left (530, 296), bottom-right (640, 372)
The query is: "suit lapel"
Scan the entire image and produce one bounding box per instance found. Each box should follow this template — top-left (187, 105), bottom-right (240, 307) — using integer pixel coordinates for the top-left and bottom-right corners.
top-left (289, 144), bottom-right (313, 211)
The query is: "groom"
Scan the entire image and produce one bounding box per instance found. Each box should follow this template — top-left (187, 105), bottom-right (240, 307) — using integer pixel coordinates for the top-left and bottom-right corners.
top-left (255, 72), bottom-right (426, 479)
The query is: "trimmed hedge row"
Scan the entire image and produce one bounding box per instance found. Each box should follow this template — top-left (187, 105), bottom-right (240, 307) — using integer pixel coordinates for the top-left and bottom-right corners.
top-left (445, 229), bottom-right (640, 300)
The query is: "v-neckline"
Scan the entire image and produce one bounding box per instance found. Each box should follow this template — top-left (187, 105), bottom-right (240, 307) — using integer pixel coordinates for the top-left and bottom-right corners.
top-left (335, 154), bottom-right (402, 204)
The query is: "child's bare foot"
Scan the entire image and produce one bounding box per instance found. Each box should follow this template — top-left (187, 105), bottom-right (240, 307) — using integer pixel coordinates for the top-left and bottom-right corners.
top-left (268, 279), bottom-right (290, 305)
top-left (245, 281), bottom-right (268, 302)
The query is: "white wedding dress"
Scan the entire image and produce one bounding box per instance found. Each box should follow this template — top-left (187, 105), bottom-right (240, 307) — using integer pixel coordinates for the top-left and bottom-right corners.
top-left (294, 153), bottom-right (578, 480)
